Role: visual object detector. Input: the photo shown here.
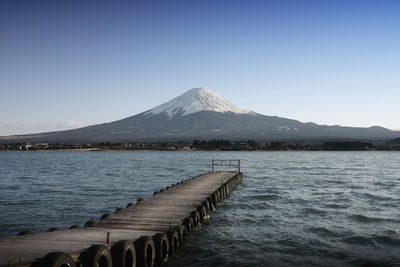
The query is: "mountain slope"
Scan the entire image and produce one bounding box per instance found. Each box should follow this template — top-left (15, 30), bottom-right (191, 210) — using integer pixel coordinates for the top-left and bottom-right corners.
top-left (387, 137), bottom-right (400, 144)
top-left (146, 87), bottom-right (253, 118)
top-left (1, 88), bottom-right (399, 142)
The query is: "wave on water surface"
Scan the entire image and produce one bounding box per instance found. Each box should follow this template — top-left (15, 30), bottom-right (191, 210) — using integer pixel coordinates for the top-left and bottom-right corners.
top-left (0, 151), bottom-right (400, 266)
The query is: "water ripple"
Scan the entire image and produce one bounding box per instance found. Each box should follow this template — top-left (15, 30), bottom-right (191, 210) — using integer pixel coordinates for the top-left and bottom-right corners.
top-left (1, 151), bottom-right (399, 266)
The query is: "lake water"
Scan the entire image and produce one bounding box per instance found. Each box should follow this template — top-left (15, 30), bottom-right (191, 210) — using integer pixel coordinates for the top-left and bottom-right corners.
top-left (0, 151), bottom-right (399, 266)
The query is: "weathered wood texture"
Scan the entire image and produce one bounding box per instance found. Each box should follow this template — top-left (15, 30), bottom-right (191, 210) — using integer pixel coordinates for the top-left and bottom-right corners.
top-left (0, 171), bottom-right (243, 267)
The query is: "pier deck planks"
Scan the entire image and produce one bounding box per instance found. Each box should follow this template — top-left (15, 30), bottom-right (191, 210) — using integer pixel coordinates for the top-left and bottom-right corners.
top-left (0, 171), bottom-right (241, 266)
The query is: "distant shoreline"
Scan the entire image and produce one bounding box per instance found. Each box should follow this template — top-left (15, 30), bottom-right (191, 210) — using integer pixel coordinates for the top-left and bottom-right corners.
top-left (1, 139), bottom-right (400, 152)
top-left (1, 148), bottom-right (400, 152)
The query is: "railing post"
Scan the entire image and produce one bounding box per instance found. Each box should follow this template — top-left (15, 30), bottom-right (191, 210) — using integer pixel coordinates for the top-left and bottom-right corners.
top-left (211, 159), bottom-right (241, 173)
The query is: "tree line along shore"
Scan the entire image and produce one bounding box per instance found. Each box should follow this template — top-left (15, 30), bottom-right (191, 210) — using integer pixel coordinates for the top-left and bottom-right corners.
top-left (1, 139), bottom-right (400, 151)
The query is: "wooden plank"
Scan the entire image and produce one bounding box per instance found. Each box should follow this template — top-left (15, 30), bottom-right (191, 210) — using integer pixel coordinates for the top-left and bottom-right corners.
top-left (0, 171), bottom-right (242, 266)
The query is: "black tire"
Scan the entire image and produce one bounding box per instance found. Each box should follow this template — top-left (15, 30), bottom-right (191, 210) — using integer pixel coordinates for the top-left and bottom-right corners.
top-left (111, 240), bottom-right (136, 267)
top-left (218, 188), bottom-right (223, 200)
top-left (175, 224), bottom-right (188, 244)
top-left (81, 244), bottom-right (112, 267)
top-left (207, 196), bottom-right (215, 211)
top-left (114, 208), bottom-right (124, 214)
top-left (84, 220), bottom-right (95, 228)
top-left (165, 229), bottom-right (179, 254)
top-left (153, 233), bottom-right (169, 264)
top-left (47, 227), bottom-right (60, 232)
top-left (191, 210), bottom-right (201, 227)
top-left (183, 216), bottom-right (195, 232)
top-left (211, 193), bottom-right (218, 207)
top-left (225, 184), bottom-right (230, 194)
top-left (216, 189), bottom-right (221, 201)
top-left (222, 186), bottom-right (227, 199)
top-left (202, 200), bottom-right (210, 214)
top-left (214, 190), bottom-right (220, 203)
top-left (101, 213), bottom-right (111, 221)
top-left (17, 230), bottom-right (33, 236)
top-left (134, 236), bottom-right (155, 267)
top-left (197, 204), bottom-right (207, 222)
top-left (39, 252), bottom-right (76, 267)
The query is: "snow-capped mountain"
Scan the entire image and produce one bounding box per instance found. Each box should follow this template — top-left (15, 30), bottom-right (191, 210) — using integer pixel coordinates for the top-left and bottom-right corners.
top-left (1, 88), bottom-right (399, 143)
top-left (146, 87), bottom-right (253, 118)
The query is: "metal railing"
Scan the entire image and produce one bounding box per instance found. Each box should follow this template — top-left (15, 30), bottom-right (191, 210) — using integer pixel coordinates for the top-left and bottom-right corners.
top-left (211, 159), bottom-right (241, 173)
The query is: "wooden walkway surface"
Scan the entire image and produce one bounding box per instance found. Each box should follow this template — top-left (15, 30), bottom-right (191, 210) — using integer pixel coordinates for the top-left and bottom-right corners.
top-left (0, 171), bottom-right (243, 267)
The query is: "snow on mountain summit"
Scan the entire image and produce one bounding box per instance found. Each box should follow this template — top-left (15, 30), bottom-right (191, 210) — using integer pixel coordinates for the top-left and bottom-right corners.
top-left (147, 87), bottom-right (253, 118)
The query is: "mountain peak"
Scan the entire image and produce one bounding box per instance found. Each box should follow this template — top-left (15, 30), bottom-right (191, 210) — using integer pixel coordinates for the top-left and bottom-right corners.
top-left (146, 87), bottom-right (253, 118)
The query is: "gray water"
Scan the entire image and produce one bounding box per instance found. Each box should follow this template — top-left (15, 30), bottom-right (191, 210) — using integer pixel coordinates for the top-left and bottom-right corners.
top-left (0, 151), bottom-right (399, 266)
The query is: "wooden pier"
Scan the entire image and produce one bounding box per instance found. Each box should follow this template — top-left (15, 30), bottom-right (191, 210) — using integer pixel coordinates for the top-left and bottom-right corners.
top-left (0, 165), bottom-right (243, 267)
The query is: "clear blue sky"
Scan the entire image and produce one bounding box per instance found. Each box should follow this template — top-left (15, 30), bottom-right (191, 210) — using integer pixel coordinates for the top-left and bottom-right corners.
top-left (1, 0), bottom-right (400, 135)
